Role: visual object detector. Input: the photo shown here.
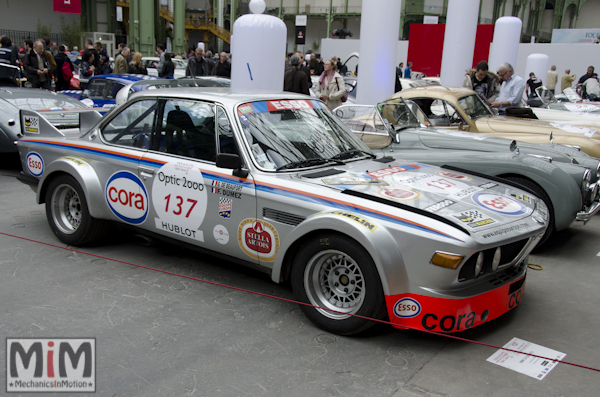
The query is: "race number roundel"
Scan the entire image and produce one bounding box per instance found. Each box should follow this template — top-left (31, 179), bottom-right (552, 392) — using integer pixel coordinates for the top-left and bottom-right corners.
top-left (238, 219), bottom-right (280, 262)
top-left (26, 152), bottom-right (44, 177)
top-left (472, 193), bottom-right (527, 216)
top-left (394, 298), bottom-right (421, 318)
top-left (105, 171), bottom-right (149, 224)
top-left (151, 162), bottom-right (208, 242)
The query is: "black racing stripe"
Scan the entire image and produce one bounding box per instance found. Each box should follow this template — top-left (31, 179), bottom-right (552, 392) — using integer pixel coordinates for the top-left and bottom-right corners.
top-left (341, 189), bottom-right (470, 236)
top-left (440, 165), bottom-right (538, 196)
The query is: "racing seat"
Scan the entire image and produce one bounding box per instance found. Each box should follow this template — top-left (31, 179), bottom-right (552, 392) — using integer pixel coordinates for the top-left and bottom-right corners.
top-left (165, 110), bottom-right (215, 160)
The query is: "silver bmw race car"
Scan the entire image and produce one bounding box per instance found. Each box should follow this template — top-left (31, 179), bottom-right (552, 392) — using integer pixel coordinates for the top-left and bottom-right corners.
top-left (17, 89), bottom-right (547, 335)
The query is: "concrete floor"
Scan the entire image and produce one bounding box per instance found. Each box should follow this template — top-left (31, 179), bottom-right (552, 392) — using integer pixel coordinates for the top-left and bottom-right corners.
top-left (1, 154), bottom-right (599, 397)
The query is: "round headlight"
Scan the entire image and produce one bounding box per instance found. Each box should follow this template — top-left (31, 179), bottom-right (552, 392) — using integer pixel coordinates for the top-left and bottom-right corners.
top-left (491, 247), bottom-right (502, 271)
top-left (474, 252), bottom-right (484, 278)
top-left (595, 162), bottom-right (600, 182)
top-left (588, 182), bottom-right (599, 205)
top-left (582, 168), bottom-right (592, 192)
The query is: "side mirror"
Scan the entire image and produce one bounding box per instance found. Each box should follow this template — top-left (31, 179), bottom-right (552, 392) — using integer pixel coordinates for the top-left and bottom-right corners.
top-left (216, 153), bottom-right (248, 178)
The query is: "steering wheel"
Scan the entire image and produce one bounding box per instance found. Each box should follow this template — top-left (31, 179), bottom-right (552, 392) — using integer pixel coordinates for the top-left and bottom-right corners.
top-left (393, 108), bottom-right (410, 124)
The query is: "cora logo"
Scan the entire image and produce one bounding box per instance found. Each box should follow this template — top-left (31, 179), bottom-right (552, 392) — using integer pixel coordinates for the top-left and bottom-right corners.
top-left (26, 152), bottom-right (44, 177)
top-left (105, 171), bottom-right (148, 224)
top-left (393, 298), bottom-right (421, 318)
top-left (472, 192), bottom-right (527, 216)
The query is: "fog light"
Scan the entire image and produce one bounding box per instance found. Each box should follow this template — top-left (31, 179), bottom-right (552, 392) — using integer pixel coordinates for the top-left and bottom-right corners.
top-left (430, 252), bottom-right (464, 269)
top-left (474, 252), bottom-right (484, 277)
top-left (491, 247), bottom-right (502, 271)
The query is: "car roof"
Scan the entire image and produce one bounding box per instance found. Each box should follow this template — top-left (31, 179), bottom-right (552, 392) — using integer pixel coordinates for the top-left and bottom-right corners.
top-left (88, 74), bottom-right (159, 85)
top-left (130, 87), bottom-right (318, 107)
top-left (0, 87), bottom-right (84, 107)
top-left (392, 85), bottom-right (475, 101)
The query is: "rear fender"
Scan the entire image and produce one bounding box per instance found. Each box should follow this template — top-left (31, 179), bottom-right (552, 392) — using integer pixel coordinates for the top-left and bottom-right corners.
top-left (38, 157), bottom-right (110, 220)
top-left (271, 211), bottom-right (408, 296)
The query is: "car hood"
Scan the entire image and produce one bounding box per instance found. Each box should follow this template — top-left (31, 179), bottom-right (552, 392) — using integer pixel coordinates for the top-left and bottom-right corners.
top-left (415, 127), bottom-right (583, 163)
top-left (480, 116), bottom-right (600, 140)
top-left (296, 159), bottom-right (542, 233)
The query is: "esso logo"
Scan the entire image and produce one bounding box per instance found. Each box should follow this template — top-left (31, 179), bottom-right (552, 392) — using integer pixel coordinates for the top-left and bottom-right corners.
top-left (26, 152), bottom-right (44, 177)
top-left (393, 298), bottom-right (421, 318)
top-left (472, 193), bottom-right (527, 216)
top-left (105, 171), bottom-right (148, 224)
top-left (268, 100), bottom-right (311, 110)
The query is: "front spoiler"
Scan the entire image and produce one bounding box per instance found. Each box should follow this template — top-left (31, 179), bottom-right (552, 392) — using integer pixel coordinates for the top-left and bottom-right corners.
top-left (385, 272), bottom-right (526, 333)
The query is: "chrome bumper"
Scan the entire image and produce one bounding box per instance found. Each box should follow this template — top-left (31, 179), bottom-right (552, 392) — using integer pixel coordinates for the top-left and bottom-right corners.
top-left (576, 201), bottom-right (600, 224)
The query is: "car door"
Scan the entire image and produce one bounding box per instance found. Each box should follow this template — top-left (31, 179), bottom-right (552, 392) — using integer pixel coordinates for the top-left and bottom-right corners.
top-left (138, 98), bottom-right (258, 263)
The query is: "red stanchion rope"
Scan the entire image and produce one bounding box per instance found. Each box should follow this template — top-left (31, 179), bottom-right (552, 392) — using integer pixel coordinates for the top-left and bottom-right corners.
top-left (1, 231), bottom-right (599, 373)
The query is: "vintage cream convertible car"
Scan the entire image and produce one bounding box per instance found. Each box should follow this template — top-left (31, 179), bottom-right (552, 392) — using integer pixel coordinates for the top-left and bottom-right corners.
top-left (390, 86), bottom-right (600, 157)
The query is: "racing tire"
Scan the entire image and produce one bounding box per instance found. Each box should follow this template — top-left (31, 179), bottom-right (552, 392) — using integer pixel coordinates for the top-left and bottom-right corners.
top-left (503, 176), bottom-right (554, 247)
top-left (291, 234), bottom-right (387, 335)
top-left (45, 175), bottom-right (109, 246)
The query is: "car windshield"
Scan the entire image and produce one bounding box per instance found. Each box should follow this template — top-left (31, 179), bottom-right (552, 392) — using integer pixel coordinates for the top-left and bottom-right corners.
top-left (237, 99), bottom-right (372, 170)
top-left (457, 94), bottom-right (493, 120)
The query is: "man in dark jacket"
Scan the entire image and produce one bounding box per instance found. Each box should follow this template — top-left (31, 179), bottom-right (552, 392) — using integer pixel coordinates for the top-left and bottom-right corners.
top-left (54, 45), bottom-right (73, 91)
top-left (211, 52), bottom-right (231, 77)
top-left (23, 40), bottom-right (51, 89)
top-left (82, 39), bottom-right (99, 72)
top-left (185, 48), bottom-right (209, 77)
top-left (461, 60), bottom-right (501, 103)
top-left (283, 55), bottom-right (309, 95)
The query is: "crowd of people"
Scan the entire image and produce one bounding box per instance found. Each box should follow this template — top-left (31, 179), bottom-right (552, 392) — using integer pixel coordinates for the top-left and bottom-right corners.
top-left (1, 33), bottom-right (597, 107)
top-left (0, 36), bottom-right (232, 90)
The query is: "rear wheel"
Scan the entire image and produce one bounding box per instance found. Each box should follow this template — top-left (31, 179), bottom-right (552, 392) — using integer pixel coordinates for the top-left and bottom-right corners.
top-left (503, 176), bottom-right (554, 247)
top-left (291, 234), bottom-right (387, 335)
top-left (45, 175), bottom-right (109, 246)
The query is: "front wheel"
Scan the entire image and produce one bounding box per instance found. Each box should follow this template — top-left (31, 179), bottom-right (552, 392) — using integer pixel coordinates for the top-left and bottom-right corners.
top-left (45, 175), bottom-right (109, 246)
top-left (291, 234), bottom-right (387, 335)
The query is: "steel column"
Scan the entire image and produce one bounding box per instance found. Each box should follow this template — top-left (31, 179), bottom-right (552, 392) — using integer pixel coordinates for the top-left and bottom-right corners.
top-left (173, 0), bottom-right (186, 54)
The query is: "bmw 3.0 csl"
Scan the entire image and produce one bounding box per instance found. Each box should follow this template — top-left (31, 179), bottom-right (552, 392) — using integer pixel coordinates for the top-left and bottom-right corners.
top-left (17, 89), bottom-right (547, 335)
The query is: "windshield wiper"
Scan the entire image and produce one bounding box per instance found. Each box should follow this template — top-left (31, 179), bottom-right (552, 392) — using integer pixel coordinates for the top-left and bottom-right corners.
top-left (328, 149), bottom-right (376, 161)
top-left (276, 158), bottom-right (344, 171)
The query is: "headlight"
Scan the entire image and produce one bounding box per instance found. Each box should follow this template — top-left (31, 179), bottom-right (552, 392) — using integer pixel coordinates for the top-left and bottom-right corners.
top-left (491, 248), bottom-right (502, 271)
top-left (582, 168), bottom-right (592, 193)
top-left (596, 162), bottom-right (600, 182)
top-left (474, 252), bottom-right (484, 278)
top-left (585, 182), bottom-right (599, 205)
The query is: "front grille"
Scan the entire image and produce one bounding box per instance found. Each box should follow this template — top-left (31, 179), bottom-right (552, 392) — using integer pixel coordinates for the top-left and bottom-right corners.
top-left (262, 208), bottom-right (305, 226)
top-left (458, 238), bottom-right (530, 281)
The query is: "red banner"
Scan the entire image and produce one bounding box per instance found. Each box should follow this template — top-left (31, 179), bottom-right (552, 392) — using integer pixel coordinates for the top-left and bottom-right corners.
top-left (53, 0), bottom-right (81, 15)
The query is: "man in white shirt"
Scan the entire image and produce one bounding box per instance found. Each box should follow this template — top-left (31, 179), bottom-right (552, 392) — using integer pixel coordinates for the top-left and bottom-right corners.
top-left (491, 62), bottom-right (526, 114)
top-left (583, 76), bottom-right (600, 100)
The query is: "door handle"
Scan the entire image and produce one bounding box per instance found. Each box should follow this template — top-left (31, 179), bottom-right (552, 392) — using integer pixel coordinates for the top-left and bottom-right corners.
top-left (139, 166), bottom-right (155, 180)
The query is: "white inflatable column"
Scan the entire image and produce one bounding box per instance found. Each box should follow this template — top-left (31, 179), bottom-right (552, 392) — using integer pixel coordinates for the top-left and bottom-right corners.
top-left (356, 0), bottom-right (402, 105)
top-left (440, 0), bottom-right (480, 87)
top-left (488, 17), bottom-right (522, 73)
top-left (525, 53), bottom-right (550, 85)
top-left (230, 0), bottom-right (287, 93)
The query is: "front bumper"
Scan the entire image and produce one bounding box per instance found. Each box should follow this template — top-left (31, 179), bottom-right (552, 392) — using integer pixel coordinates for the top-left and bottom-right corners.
top-left (576, 201), bottom-right (600, 224)
top-left (385, 265), bottom-right (527, 333)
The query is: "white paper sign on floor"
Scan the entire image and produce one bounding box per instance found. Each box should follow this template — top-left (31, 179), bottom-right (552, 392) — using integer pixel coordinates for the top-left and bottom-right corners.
top-left (486, 337), bottom-right (566, 380)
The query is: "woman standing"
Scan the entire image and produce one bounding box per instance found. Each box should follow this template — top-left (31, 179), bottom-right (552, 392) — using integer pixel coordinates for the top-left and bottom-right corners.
top-left (80, 52), bottom-right (95, 79)
top-left (160, 53), bottom-right (175, 78)
top-left (128, 52), bottom-right (148, 75)
top-left (315, 59), bottom-right (346, 109)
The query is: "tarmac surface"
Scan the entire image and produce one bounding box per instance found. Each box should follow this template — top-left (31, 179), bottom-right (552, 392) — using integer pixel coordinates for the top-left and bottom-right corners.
top-left (1, 153), bottom-right (599, 397)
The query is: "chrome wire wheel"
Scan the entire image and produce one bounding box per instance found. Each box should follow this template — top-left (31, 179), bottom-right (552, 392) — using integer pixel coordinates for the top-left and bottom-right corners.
top-left (304, 249), bottom-right (366, 320)
top-left (50, 183), bottom-right (82, 235)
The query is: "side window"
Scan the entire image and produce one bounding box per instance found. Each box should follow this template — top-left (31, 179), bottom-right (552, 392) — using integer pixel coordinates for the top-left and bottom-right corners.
top-left (107, 82), bottom-right (125, 99)
top-left (216, 106), bottom-right (240, 156)
top-left (101, 99), bottom-right (157, 147)
top-left (151, 99), bottom-right (216, 162)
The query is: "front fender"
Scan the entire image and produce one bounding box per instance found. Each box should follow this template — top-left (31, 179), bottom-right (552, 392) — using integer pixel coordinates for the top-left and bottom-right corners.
top-left (271, 211), bottom-right (407, 296)
top-left (38, 157), bottom-right (111, 220)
